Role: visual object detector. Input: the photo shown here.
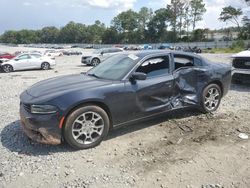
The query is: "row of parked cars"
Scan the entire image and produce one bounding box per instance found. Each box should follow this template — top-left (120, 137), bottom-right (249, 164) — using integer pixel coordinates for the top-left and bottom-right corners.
top-left (81, 47), bottom-right (250, 83)
top-left (1, 47), bottom-right (250, 84)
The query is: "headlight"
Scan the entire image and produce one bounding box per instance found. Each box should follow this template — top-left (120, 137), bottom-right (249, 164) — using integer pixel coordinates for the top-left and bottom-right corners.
top-left (31, 105), bottom-right (58, 114)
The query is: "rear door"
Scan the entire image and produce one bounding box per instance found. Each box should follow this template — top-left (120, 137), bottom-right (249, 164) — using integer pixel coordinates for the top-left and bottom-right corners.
top-left (172, 53), bottom-right (205, 106)
top-left (29, 54), bottom-right (42, 69)
top-left (124, 54), bottom-right (174, 120)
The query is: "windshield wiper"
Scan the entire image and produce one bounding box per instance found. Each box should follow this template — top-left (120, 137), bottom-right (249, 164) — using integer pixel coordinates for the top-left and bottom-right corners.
top-left (87, 73), bottom-right (100, 79)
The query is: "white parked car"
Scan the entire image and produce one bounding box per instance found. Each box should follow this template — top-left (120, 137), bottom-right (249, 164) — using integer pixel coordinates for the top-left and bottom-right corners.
top-left (81, 48), bottom-right (123, 66)
top-left (44, 50), bottom-right (63, 57)
top-left (231, 50), bottom-right (250, 83)
top-left (1, 53), bottom-right (56, 73)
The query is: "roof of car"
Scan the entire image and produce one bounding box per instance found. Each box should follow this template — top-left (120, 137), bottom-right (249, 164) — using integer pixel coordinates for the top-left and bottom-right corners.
top-left (130, 50), bottom-right (202, 59)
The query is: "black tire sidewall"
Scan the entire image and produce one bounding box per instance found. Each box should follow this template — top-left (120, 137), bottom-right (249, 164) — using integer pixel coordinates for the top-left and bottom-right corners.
top-left (3, 64), bottom-right (13, 73)
top-left (41, 62), bottom-right (50, 70)
top-left (63, 105), bottom-right (110, 150)
top-left (91, 58), bottom-right (100, 66)
top-left (201, 84), bottom-right (222, 113)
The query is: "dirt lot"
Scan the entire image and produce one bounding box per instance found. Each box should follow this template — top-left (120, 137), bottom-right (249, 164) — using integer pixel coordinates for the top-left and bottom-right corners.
top-left (0, 47), bottom-right (250, 188)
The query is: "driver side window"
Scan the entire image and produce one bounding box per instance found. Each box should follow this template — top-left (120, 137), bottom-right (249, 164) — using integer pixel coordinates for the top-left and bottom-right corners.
top-left (136, 56), bottom-right (170, 78)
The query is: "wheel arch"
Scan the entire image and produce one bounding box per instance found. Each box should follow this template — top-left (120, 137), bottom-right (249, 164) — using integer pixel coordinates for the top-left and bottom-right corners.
top-left (62, 101), bottom-right (113, 130)
top-left (2, 63), bottom-right (15, 71)
top-left (207, 80), bottom-right (224, 96)
top-left (41, 61), bottom-right (50, 65)
top-left (91, 57), bottom-right (100, 63)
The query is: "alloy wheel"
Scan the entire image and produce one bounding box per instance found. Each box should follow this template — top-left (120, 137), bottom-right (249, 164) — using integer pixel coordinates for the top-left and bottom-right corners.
top-left (71, 111), bottom-right (104, 145)
top-left (204, 87), bottom-right (220, 111)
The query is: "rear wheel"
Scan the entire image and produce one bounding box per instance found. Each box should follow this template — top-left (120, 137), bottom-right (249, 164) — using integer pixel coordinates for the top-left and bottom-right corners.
top-left (63, 105), bottom-right (110, 149)
top-left (41, 62), bottom-right (50, 70)
top-left (200, 84), bottom-right (222, 113)
top-left (2, 64), bottom-right (13, 73)
top-left (91, 58), bottom-right (100, 66)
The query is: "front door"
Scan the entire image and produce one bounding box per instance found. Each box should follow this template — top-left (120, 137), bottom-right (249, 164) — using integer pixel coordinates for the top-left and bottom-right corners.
top-left (124, 55), bottom-right (174, 120)
top-left (14, 54), bottom-right (31, 70)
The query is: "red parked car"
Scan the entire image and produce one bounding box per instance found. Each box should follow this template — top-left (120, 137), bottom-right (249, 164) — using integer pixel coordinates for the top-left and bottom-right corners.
top-left (0, 52), bottom-right (15, 59)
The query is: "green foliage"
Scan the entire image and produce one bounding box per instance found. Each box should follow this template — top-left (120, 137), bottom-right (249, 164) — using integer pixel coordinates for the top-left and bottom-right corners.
top-left (230, 40), bottom-right (245, 49)
top-left (219, 6), bottom-right (242, 32)
top-left (0, 1), bottom-right (247, 44)
top-left (204, 40), bottom-right (245, 54)
top-left (240, 16), bottom-right (250, 39)
top-left (190, 0), bottom-right (206, 30)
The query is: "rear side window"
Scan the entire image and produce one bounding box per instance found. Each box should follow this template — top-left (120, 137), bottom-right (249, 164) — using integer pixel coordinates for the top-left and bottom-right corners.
top-left (108, 49), bottom-right (122, 53)
top-left (31, 54), bottom-right (41, 58)
top-left (174, 55), bottom-right (194, 70)
top-left (136, 56), bottom-right (170, 78)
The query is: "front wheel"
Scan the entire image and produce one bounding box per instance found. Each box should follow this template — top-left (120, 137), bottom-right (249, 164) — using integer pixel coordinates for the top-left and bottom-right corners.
top-left (200, 84), bottom-right (222, 113)
top-left (2, 64), bottom-right (13, 73)
top-left (63, 105), bottom-right (110, 149)
top-left (41, 62), bottom-right (50, 70)
top-left (91, 58), bottom-right (100, 66)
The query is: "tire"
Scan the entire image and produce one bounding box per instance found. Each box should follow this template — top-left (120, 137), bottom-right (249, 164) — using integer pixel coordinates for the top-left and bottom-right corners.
top-left (63, 105), bottom-right (110, 150)
top-left (91, 58), bottom-right (100, 66)
top-left (200, 84), bottom-right (222, 113)
top-left (2, 64), bottom-right (13, 73)
top-left (41, 62), bottom-right (50, 70)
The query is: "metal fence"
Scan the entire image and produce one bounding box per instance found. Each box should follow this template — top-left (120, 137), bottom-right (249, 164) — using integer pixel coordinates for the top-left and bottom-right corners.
top-left (9, 40), bottom-right (250, 50)
top-left (88, 40), bottom-right (250, 49)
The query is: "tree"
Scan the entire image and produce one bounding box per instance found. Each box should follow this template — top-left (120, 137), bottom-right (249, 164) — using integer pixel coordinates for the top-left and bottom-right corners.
top-left (111, 9), bottom-right (139, 43)
top-left (102, 27), bottom-right (121, 44)
top-left (192, 28), bottom-right (205, 41)
top-left (190, 0), bottom-right (206, 31)
top-left (59, 21), bottom-right (88, 43)
top-left (183, 4), bottom-right (192, 39)
top-left (219, 6), bottom-right (243, 32)
top-left (87, 20), bottom-right (106, 43)
top-left (146, 8), bottom-right (169, 42)
top-left (40, 26), bottom-right (60, 43)
top-left (138, 7), bottom-right (153, 42)
top-left (166, 0), bottom-right (181, 42)
top-left (241, 16), bottom-right (250, 39)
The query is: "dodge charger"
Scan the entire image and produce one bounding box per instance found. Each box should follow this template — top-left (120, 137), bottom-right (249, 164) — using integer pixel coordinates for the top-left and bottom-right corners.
top-left (20, 50), bottom-right (232, 149)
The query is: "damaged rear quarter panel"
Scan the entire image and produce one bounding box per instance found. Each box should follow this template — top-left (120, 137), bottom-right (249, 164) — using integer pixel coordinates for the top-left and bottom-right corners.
top-left (172, 60), bottom-right (231, 109)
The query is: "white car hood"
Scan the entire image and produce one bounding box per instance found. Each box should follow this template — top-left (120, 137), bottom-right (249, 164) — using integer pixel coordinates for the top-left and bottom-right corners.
top-left (232, 50), bottom-right (250, 58)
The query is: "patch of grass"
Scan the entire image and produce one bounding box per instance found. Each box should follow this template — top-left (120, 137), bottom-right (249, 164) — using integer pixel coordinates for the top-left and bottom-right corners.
top-left (203, 40), bottom-right (246, 54)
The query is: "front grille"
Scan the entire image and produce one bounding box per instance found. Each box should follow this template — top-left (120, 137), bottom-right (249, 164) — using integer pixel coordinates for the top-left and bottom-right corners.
top-left (23, 103), bottom-right (31, 112)
top-left (82, 56), bottom-right (91, 60)
top-left (233, 58), bottom-right (250, 69)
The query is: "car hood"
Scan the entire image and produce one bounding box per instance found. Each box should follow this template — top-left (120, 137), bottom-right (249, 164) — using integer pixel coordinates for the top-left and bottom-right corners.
top-left (26, 74), bottom-right (112, 99)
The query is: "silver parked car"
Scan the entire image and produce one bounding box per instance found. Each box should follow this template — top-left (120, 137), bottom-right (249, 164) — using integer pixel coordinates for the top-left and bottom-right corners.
top-left (1, 53), bottom-right (56, 73)
top-left (81, 48), bottom-right (123, 66)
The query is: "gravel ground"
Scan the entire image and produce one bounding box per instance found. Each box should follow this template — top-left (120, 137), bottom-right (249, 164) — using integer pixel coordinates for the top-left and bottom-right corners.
top-left (0, 47), bottom-right (250, 188)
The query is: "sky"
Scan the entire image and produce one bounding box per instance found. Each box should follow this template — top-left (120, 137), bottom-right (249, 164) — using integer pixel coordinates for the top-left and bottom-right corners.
top-left (0, 0), bottom-right (249, 34)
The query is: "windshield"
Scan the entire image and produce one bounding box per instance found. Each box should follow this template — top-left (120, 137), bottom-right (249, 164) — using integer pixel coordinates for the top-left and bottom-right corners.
top-left (87, 54), bottom-right (139, 80)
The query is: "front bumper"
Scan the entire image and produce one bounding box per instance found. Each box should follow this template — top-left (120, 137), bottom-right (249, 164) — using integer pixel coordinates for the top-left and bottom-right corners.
top-left (20, 103), bottom-right (62, 145)
top-left (232, 68), bottom-right (250, 75)
top-left (81, 57), bottom-right (92, 65)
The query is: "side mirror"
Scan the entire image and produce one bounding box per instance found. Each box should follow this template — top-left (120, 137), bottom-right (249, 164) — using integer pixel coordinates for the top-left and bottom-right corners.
top-left (130, 72), bottom-right (147, 83)
top-left (14, 58), bottom-right (19, 61)
top-left (100, 52), bottom-right (104, 55)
